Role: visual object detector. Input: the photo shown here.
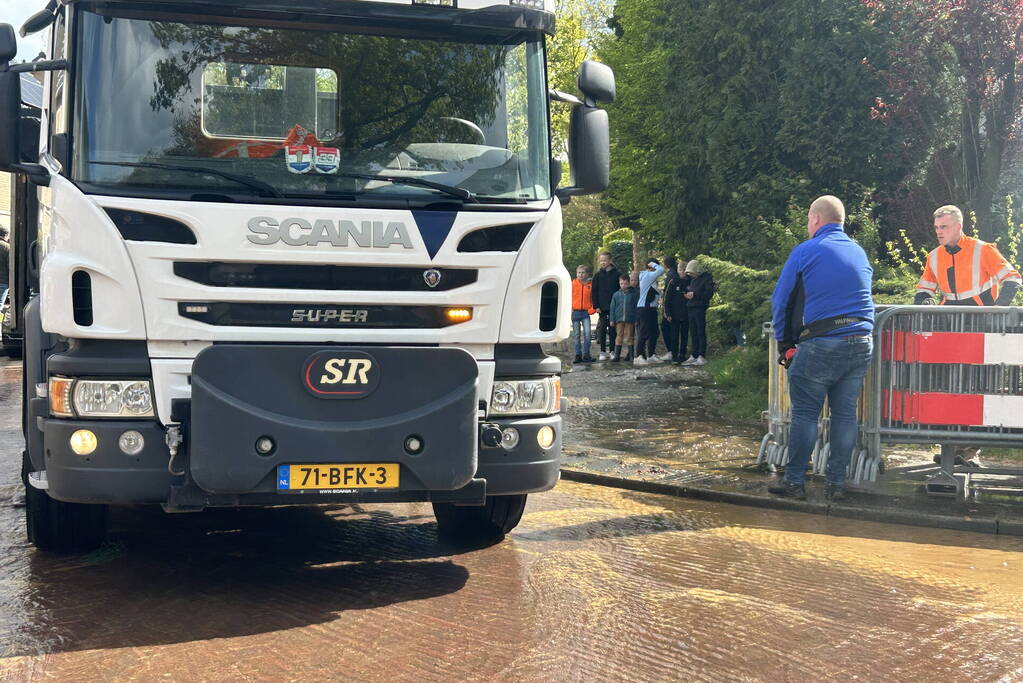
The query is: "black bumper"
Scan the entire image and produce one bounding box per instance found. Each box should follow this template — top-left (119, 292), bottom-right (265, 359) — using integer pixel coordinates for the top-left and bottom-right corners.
top-left (37, 344), bottom-right (562, 507)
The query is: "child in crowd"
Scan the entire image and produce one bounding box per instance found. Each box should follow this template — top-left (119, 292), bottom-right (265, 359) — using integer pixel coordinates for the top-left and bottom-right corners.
top-left (571, 265), bottom-right (595, 364)
top-left (679, 259), bottom-right (715, 366)
top-left (634, 258), bottom-right (665, 365)
top-left (609, 273), bottom-right (639, 361)
top-left (665, 259), bottom-right (692, 365)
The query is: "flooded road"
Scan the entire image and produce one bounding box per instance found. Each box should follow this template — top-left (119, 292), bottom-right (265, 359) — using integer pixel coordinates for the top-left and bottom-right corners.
top-left (3, 359), bottom-right (1023, 681)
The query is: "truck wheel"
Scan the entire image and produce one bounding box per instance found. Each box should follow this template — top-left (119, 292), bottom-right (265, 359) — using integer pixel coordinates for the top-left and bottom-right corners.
top-left (433, 494), bottom-right (528, 544)
top-left (2, 335), bottom-right (21, 359)
top-left (23, 453), bottom-right (108, 553)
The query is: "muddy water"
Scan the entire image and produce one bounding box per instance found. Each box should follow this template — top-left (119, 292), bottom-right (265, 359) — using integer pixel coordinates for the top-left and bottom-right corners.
top-left (3, 361), bottom-right (1023, 681)
top-left (561, 362), bottom-right (761, 475)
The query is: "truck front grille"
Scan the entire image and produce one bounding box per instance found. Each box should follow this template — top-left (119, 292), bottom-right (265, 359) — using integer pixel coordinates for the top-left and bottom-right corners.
top-left (173, 262), bottom-right (477, 292)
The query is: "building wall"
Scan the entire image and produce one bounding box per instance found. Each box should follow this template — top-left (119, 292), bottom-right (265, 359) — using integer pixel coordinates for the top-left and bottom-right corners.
top-left (0, 172), bottom-right (11, 232)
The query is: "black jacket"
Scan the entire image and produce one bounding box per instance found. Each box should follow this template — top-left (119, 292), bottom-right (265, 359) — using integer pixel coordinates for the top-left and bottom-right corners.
top-left (686, 272), bottom-right (715, 309)
top-left (0, 240), bottom-right (9, 286)
top-left (591, 265), bottom-right (621, 311)
top-left (664, 273), bottom-right (691, 319)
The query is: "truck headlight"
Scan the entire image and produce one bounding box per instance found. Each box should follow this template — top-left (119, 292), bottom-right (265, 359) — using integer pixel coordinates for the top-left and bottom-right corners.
top-left (49, 377), bottom-right (155, 418)
top-left (490, 376), bottom-right (561, 416)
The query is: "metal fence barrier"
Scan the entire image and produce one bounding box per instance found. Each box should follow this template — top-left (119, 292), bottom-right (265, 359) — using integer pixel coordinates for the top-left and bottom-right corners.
top-left (760, 306), bottom-right (1023, 497)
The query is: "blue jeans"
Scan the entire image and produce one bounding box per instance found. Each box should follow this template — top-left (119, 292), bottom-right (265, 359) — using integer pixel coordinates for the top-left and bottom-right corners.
top-left (571, 310), bottom-right (591, 356)
top-left (785, 335), bottom-right (873, 486)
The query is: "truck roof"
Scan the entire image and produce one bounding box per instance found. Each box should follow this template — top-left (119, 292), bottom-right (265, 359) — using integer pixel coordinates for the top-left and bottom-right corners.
top-left (75, 0), bottom-right (555, 35)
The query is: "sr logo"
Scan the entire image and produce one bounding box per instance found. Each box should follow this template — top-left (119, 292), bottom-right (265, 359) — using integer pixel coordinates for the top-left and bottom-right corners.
top-left (302, 351), bottom-right (380, 399)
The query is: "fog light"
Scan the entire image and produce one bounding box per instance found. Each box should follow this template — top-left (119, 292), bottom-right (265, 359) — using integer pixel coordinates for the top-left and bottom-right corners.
top-left (70, 429), bottom-right (98, 456)
top-left (118, 430), bottom-right (145, 455)
top-left (481, 425), bottom-right (503, 448)
top-left (445, 307), bottom-right (472, 323)
top-left (404, 435), bottom-right (424, 455)
top-left (537, 425), bottom-right (555, 449)
top-left (501, 427), bottom-right (520, 450)
top-left (255, 436), bottom-right (276, 455)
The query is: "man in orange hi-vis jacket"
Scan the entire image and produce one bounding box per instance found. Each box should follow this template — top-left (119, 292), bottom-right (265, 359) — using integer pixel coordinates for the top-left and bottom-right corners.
top-left (914, 205), bottom-right (1021, 306)
top-left (914, 205), bottom-right (1021, 468)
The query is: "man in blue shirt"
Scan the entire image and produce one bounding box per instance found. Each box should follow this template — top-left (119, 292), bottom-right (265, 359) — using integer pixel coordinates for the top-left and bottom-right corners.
top-left (769, 196), bottom-right (874, 501)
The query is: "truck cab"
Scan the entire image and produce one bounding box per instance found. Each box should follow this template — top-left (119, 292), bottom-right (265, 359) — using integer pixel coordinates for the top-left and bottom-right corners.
top-left (0, 0), bottom-right (614, 551)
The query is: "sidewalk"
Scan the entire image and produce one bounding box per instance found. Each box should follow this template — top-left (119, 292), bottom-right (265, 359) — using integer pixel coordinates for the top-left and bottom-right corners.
top-left (554, 347), bottom-right (1023, 536)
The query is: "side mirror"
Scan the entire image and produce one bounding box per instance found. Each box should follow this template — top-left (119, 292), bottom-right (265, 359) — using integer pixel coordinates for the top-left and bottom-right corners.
top-left (0, 23), bottom-right (16, 63)
top-left (556, 62), bottom-right (614, 200)
top-left (577, 60), bottom-right (616, 106)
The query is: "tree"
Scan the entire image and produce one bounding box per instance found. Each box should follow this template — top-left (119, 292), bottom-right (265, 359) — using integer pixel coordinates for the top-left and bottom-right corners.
top-left (600, 0), bottom-right (951, 266)
top-left (547, 0), bottom-right (615, 156)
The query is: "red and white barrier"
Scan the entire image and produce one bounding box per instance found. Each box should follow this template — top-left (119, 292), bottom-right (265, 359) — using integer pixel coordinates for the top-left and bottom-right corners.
top-left (883, 390), bottom-right (1023, 428)
top-left (882, 331), bottom-right (1023, 365)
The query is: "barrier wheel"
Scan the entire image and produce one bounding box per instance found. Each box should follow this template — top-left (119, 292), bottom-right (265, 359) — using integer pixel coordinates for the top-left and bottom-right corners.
top-left (817, 443), bottom-right (830, 474)
top-left (758, 434), bottom-right (772, 464)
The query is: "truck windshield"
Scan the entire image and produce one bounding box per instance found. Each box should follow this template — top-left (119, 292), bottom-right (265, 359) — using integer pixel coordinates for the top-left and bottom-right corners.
top-left (71, 11), bottom-right (551, 204)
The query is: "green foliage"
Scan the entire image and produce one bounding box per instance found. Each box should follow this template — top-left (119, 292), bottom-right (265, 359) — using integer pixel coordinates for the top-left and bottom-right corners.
top-left (602, 227), bottom-right (634, 245)
top-left (705, 346), bottom-right (769, 421)
top-left (547, 0), bottom-right (614, 157)
top-left (604, 240), bottom-right (633, 275)
top-left (599, 0), bottom-right (950, 264)
top-left (700, 255), bottom-right (776, 352)
top-left (561, 194), bottom-right (615, 272)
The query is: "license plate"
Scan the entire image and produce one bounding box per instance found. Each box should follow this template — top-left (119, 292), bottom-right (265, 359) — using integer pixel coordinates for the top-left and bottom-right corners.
top-left (277, 464), bottom-right (399, 491)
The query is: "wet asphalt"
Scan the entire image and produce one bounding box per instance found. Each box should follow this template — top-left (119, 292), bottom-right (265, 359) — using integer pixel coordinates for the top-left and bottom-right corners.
top-left (2, 359), bottom-right (1023, 681)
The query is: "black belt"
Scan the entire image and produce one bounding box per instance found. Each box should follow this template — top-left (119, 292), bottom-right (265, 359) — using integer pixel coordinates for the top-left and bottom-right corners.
top-left (798, 314), bottom-right (871, 342)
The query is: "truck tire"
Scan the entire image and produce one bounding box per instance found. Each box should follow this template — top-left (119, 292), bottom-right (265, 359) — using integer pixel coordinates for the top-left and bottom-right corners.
top-left (2, 333), bottom-right (21, 359)
top-left (23, 452), bottom-right (108, 553)
top-left (433, 494), bottom-right (527, 544)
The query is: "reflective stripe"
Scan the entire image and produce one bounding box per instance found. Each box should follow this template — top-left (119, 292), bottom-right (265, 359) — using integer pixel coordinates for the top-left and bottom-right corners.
top-left (1005, 274), bottom-right (1023, 285)
top-left (916, 279), bottom-right (938, 291)
top-left (928, 249), bottom-right (939, 280)
top-left (971, 240), bottom-right (982, 293)
top-left (942, 277), bottom-right (998, 300)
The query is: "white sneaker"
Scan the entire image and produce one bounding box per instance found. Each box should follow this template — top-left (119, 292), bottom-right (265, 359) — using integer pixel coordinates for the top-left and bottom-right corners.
top-left (659, 353), bottom-right (674, 362)
top-left (597, 352), bottom-right (608, 361)
top-left (647, 354), bottom-right (663, 363)
top-left (633, 356), bottom-right (648, 366)
top-left (693, 356), bottom-right (707, 366)
top-left (680, 356), bottom-right (697, 366)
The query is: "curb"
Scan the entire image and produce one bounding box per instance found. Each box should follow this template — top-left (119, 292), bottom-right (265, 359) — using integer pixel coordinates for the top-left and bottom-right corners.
top-left (561, 467), bottom-right (1020, 537)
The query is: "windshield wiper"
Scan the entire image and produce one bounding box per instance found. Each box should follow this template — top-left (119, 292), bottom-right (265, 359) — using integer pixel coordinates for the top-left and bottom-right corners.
top-left (88, 161), bottom-right (284, 198)
top-left (338, 173), bottom-right (477, 203)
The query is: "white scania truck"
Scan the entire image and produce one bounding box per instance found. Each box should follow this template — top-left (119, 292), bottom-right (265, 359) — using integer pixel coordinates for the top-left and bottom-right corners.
top-left (0, 0), bottom-right (614, 551)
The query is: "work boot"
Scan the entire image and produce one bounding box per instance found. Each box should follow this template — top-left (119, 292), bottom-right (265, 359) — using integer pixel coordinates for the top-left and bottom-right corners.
top-left (612, 346), bottom-right (622, 362)
top-left (573, 354), bottom-right (582, 364)
top-left (582, 355), bottom-right (595, 363)
top-left (825, 483), bottom-right (847, 502)
top-left (767, 480), bottom-right (806, 500)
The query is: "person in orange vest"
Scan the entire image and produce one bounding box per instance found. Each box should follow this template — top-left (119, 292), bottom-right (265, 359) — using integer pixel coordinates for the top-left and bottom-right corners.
top-left (915, 205), bottom-right (1021, 468)
top-left (571, 265), bottom-right (596, 364)
top-left (914, 205), bottom-right (1021, 306)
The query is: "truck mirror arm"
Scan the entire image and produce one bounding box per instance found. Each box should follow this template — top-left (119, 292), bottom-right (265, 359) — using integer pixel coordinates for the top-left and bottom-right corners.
top-left (10, 162), bottom-right (50, 186)
top-left (10, 59), bottom-right (67, 74)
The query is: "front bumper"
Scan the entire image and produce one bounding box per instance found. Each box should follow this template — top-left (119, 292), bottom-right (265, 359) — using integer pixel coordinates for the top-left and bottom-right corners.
top-left (37, 344), bottom-right (562, 508)
top-left (39, 413), bottom-right (562, 507)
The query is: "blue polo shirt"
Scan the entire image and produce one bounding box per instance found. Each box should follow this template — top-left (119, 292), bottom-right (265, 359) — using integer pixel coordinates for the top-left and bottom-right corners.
top-left (771, 223), bottom-right (874, 342)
